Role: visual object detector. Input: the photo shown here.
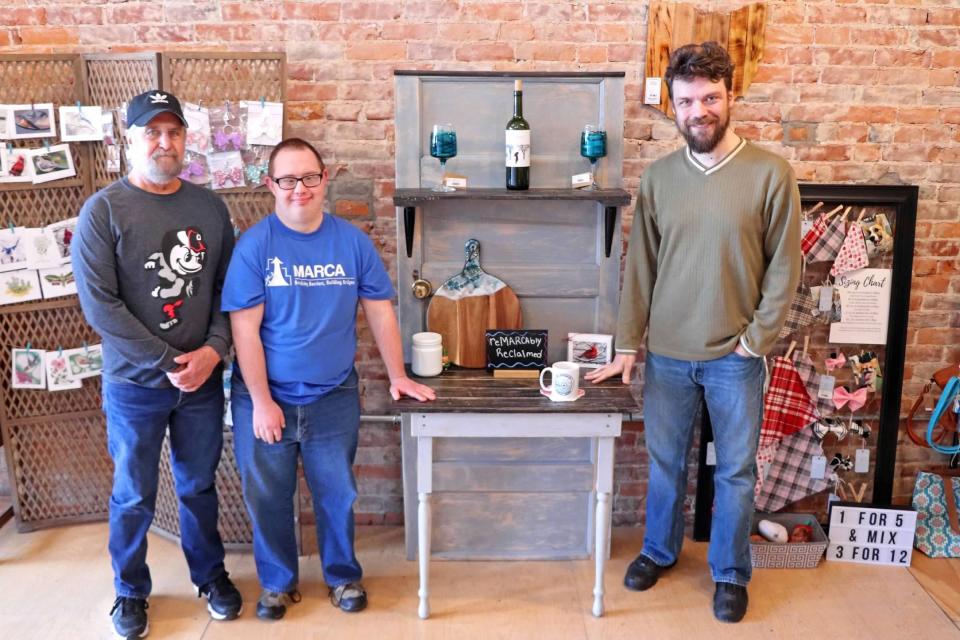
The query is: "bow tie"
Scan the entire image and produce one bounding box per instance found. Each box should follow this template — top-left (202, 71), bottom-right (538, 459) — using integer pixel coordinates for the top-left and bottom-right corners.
top-left (834, 386), bottom-right (869, 411)
top-left (825, 352), bottom-right (846, 371)
top-left (213, 167), bottom-right (244, 188)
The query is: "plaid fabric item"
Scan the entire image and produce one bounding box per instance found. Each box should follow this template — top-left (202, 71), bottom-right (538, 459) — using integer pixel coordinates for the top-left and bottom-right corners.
top-left (791, 352), bottom-right (834, 417)
top-left (756, 425), bottom-right (829, 512)
top-left (778, 286), bottom-right (817, 339)
top-left (760, 356), bottom-right (819, 449)
top-left (830, 223), bottom-right (870, 276)
top-left (805, 215), bottom-right (846, 264)
top-left (754, 440), bottom-right (781, 498)
top-left (801, 215), bottom-right (827, 256)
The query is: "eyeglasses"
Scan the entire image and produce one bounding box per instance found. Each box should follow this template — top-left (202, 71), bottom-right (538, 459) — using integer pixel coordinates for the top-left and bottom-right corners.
top-left (270, 172), bottom-right (325, 190)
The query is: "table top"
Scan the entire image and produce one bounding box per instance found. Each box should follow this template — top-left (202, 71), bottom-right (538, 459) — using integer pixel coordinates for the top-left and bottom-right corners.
top-left (393, 367), bottom-right (641, 414)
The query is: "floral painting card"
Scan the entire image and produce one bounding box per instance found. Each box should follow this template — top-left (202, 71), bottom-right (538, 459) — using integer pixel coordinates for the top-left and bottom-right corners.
top-left (11, 348), bottom-right (46, 389)
top-left (39, 262), bottom-right (77, 299)
top-left (0, 269), bottom-right (42, 304)
top-left (44, 350), bottom-right (82, 391)
top-left (62, 344), bottom-right (104, 379)
top-left (22, 227), bottom-right (61, 269)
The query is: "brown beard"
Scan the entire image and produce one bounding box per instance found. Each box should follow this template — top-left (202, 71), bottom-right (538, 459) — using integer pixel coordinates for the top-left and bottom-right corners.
top-left (678, 112), bottom-right (730, 154)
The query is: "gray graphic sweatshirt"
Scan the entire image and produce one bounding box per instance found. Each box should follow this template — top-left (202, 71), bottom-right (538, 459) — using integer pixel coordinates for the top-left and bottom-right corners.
top-left (74, 177), bottom-right (235, 387)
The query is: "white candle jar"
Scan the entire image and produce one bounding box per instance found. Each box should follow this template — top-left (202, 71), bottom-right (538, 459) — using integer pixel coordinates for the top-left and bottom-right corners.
top-left (411, 332), bottom-right (443, 377)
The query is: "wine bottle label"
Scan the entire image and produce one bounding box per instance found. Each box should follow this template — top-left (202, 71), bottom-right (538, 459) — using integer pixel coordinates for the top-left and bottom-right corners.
top-left (505, 130), bottom-right (531, 168)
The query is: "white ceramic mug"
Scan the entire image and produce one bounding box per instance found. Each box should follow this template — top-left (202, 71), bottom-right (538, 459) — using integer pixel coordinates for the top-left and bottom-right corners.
top-left (539, 361), bottom-right (580, 402)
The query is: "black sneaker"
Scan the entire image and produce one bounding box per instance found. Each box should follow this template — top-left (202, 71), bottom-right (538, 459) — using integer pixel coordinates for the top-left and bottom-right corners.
top-left (329, 582), bottom-right (367, 612)
top-left (713, 582), bottom-right (748, 623)
top-left (197, 572), bottom-right (243, 620)
top-left (109, 596), bottom-right (149, 639)
top-left (256, 589), bottom-right (302, 620)
top-left (623, 554), bottom-right (675, 591)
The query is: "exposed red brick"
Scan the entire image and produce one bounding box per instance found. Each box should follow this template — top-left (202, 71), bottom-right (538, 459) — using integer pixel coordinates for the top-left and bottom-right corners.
top-left (0, 8), bottom-right (46, 26)
top-left (455, 42), bottom-right (514, 62)
top-left (462, 2), bottom-right (523, 21)
top-left (221, 2), bottom-right (281, 22)
top-left (346, 42), bottom-right (406, 61)
top-left (517, 42), bottom-right (576, 62)
top-left (17, 26), bottom-right (78, 45)
top-left (283, 1), bottom-right (340, 21)
top-left (45, 6), bottom-right (103, 25)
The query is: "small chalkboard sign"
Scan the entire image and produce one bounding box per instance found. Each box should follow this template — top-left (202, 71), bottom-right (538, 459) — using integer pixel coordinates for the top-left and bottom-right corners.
top-left (486, 330), bottom-right (547, 378)
top-left (826, 501), bottom-right (917, 567)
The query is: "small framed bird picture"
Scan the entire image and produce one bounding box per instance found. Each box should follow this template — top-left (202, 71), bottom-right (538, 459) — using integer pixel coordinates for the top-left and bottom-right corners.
top-left (567, 333), bottom-right (613, 369)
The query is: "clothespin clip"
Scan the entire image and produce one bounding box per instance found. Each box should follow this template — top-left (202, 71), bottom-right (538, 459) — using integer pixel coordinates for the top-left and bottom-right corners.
top-left (76, 100), bottom-right (82, 113)
top-left (57, 345), bottom-right (63, 357)
top-left (83, 340), bottom-right (89, 355)
top-left (44, 140), bottom-right (50, 152)
top-left (785, 340), bottom-right (797, 359)
top-left (259, 96), bottom-right (265, 109)
top-left (9, 222), bottom-right (15, 234)
top-left (802, 335), bottom-right (810, 357)
top-left (25, 341), bottom-right (31, 354)
top-left (856, 207), bottom-right (868, 223)
top-left (197, 100), bottom-right (203, 110)
top-left (824, 204), bottom-right (844, 220)
top-left (841, 205), bottom-right (852, 220)
top-left (804, 201), bottom-right (824, 218)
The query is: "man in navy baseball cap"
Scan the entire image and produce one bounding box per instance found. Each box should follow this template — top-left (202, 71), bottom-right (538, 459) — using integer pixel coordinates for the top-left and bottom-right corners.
top-left (126, 89), bottom-right (188, 128)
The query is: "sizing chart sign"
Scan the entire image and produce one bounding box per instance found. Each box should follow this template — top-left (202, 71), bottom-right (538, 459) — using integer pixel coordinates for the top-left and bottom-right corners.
top-left (827, 502), bottom-right (917, 567)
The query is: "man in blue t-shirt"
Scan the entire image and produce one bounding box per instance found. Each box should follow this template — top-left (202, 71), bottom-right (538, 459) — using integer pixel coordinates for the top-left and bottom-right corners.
top-left (222, 138), bottom-right (435, 620)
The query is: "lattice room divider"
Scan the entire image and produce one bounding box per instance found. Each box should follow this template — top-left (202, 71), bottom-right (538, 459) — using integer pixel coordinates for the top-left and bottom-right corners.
top-left (0, 52), bottom-right (285, 549)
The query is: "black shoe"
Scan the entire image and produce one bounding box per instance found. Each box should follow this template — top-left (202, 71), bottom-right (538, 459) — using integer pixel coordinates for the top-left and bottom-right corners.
top-left (623, 554), bottom-right (675, 591)
top-left (197, 572), bottom-right (243, 620)
top-left (256, 589), bottom-right (301, 620)
top-left (713, 582), bottom-right (748, 623)
top-left (329, 582), bottom-right (367, 613)
top-left (109, 596), bottom-right (149, 639)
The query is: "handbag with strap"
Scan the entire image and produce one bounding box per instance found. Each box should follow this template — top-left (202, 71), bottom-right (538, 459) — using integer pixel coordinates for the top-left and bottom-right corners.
top-left (912, 470), bottom-right (960, 558)
top-left (906, 364), bottom-right (959, 448)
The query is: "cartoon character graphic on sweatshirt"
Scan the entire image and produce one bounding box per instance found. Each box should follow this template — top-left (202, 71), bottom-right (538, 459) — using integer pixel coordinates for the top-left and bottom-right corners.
top-left (144, 227), bottom-right (206, 330)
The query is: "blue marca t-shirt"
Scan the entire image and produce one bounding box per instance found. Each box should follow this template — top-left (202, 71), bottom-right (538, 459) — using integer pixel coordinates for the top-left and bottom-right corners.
top-left (222, 213), bottom-right (395, 404)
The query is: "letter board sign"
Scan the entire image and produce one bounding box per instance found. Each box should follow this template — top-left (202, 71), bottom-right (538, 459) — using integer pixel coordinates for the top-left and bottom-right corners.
top-left (826, 502), bottom-right (916, 567)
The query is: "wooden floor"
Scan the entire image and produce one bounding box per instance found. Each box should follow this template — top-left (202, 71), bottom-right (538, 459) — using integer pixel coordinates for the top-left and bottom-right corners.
top-left (0, 522), bottom-right (957, 639)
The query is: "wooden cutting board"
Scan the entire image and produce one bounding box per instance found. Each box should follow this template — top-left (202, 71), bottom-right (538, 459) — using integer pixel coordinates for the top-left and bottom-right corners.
top-left (427, 239), bottom-right (522, 368)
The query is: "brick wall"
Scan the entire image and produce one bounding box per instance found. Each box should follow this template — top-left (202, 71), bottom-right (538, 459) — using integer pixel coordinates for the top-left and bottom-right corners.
top-left (2, 0), bottom-right (958, 526)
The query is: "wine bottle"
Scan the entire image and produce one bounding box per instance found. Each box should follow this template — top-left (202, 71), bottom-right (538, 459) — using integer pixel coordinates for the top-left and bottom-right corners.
top-left (505, 79), bottom-right (530, 190)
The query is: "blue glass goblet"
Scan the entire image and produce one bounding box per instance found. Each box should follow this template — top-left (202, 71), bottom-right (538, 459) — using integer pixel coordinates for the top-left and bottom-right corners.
top-left (580, 125), bottom-right (607, 190)
top-left (430, 124), bottom-right (457, 192)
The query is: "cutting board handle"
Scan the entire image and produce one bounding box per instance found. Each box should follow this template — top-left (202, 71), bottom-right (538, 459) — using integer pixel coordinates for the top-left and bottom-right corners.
top-left (444, 238), bottom-right (493, 292)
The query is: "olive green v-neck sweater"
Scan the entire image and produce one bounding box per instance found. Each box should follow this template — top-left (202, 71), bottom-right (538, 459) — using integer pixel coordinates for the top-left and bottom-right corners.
top-left (615, 139), bottom-right (801, 360)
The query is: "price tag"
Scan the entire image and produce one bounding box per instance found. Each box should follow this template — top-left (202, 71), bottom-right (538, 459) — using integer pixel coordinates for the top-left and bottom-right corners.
top-left (811, 455), bottom-right (827, 479)
top-left (801, 219), bottom-right (814, 236)
top-left (443, 176), bottom-right (467, 189)
top-left (819, 285), bottom-right (834, 312)
top-left (706, 441), bottom-right (716, 466)
top-left (571, 172), bottom-right (592, 188)
top-left (818, 374), bottom-right (836, 399)
top-left (644, 77), bottom-right (662, 104)
top-left (855, 448), bottom-right (870, 473)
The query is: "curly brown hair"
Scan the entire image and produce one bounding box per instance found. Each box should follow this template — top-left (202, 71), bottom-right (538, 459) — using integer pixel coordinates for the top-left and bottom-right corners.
top-left (664, 41), bottom-right (734, 100)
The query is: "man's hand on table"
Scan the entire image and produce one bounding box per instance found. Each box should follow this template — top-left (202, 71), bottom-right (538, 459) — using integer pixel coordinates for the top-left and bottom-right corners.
top-left (584, 353), bottom-right (636, 385)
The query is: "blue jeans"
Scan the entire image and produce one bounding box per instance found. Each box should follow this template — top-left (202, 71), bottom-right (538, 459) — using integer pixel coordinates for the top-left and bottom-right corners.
top-left (103, 373), bottom-right (227, 599)
top-left (641, 350), bottom-right (764, 586)
top-left (232, 370), bottom-right (362, 592)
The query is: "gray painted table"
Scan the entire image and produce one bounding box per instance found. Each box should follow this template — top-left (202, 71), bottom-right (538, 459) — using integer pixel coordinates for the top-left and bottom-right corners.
top-left (394, 368), bottom-right (639, 619)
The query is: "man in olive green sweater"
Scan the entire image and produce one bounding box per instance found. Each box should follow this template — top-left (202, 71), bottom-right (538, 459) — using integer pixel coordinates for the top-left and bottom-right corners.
top-left (586, 42), bottom-right (800, 623)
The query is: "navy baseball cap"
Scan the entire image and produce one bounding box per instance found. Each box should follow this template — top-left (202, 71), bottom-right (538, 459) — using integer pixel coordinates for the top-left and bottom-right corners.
top-left (127, 90), bottom-right (188, 128)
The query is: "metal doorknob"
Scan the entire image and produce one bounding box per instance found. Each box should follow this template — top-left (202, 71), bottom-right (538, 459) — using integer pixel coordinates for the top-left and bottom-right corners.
top-left (411, 270), bottom-right (432, 299)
